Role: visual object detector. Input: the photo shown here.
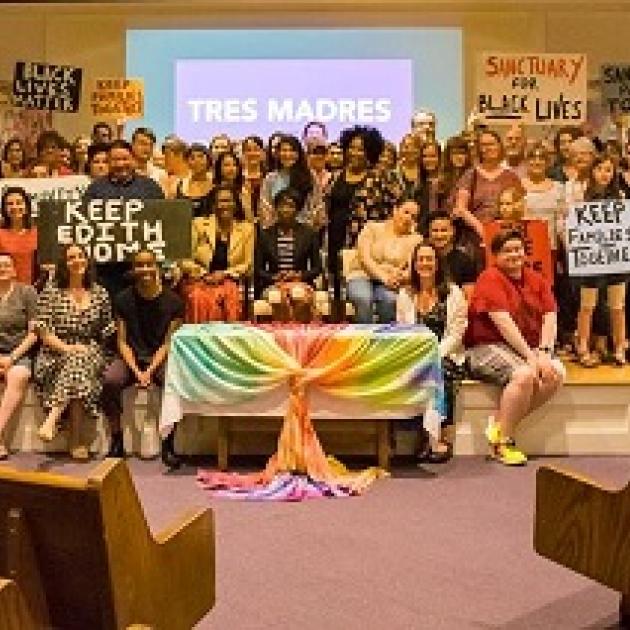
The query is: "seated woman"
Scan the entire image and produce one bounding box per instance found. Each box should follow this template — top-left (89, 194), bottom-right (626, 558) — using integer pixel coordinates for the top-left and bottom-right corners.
top-left (397, 242), bottom-right (468, 462)
top-left (180, 184), bottom-right (253, 322)
top-left (0, 187), bottom-right (37, 285)
top-left (348, 199), bottom-right (422, 323)
top-left (0, 253), bottom-right (38, 459)
top-left (466, 230), bottom-right (564, 466)
top-left (34, 244), bottom-right (114, 461)
top-left (255, 187), bottom-right (322, 322)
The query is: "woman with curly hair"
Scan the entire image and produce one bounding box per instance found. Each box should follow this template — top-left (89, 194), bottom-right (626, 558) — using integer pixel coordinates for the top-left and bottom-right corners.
top-left (327, 126), bottom-right (402, 308)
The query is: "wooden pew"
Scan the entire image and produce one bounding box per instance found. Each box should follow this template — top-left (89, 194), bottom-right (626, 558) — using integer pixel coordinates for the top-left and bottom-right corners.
top-left (0, 459), bottom-right (215, 630)
top-left (534, 465), bottom-right (630, 626)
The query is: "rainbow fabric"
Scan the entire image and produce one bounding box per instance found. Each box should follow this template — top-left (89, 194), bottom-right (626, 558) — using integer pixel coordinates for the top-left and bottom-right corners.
top-left (164, 323), bottom-right (443, 501)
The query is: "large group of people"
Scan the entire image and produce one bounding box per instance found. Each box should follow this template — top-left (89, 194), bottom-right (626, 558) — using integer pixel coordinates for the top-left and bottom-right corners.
top-left (0, 108), bottom-right (627, 469)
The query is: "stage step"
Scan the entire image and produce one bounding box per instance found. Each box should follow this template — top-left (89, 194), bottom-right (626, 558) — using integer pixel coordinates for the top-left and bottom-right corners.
top-left (455, 363), bottom-right (630, 456)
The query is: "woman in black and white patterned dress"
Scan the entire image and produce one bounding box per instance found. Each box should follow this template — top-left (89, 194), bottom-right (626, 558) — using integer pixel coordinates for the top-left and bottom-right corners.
top-left (35, 244), bottom-right (114, 460)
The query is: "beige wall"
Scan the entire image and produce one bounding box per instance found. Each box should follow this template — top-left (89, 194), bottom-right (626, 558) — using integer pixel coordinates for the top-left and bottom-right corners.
top-left (1, 2), bottom-right (630, 139)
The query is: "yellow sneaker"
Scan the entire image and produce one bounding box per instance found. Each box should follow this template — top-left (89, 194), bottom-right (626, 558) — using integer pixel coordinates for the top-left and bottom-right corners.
top-left (496, 440), bottom-right (527, 466)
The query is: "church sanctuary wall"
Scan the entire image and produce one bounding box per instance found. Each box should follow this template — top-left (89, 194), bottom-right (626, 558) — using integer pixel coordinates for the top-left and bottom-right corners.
top-left (0, 1), bottom-right (629, 139)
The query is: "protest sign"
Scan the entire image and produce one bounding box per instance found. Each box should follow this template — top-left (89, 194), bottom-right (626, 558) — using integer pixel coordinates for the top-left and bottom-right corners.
top-left (37, 199), bottom-right (193, 263)
top-left (565, 199), bottom-right (630, 276)
top-left (13, 61), bottom-right (82, 112)
top-left (90, 78), bottom-right (144, 119)
top-left (0, 176), bottom-right (90, 219)
top-left (484, 219), bottom-right (554, 284)
top-left (475, 53), bottom-right (587, 125)
top-left (601, 64), bottom-right (630, 115)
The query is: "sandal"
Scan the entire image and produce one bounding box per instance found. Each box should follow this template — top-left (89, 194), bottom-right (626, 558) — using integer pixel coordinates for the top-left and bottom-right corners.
top-left (614, 350), bottom-right (628, 367)
top-left (426, 441), bottom-right (453, 464)
top-left (576, 351), bottom-right (601, 368)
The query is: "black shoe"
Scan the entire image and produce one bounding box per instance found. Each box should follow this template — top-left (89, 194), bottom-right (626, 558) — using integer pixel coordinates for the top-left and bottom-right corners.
top-left (107, 431), bottom-right (125, 459)
top-left (415, 428), bottom-right (431, 463)
top-left (426, 442), bottom-right (454, 464)
top-left (161, 432), bottom-right (182, 471)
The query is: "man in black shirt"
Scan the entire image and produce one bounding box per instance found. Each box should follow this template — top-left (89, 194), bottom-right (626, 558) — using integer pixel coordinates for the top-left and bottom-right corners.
top-left (83, 139), bottom-right (165, 297)
top-left (427, 210), bottom-right (478, 299)
top-left (102, 250), bottom-right (184, 468)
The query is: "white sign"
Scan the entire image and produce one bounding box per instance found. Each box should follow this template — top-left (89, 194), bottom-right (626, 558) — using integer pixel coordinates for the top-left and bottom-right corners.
top-left (0, 175), bottom-right (90, 219)
top-left (565, 199), bottom-right (630, 276)
top-left (476, 52), bottom-right (587, 125)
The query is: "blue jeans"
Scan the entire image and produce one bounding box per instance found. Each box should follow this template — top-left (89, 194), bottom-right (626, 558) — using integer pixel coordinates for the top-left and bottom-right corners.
top-left (347, 278), bottom-right (397, 323)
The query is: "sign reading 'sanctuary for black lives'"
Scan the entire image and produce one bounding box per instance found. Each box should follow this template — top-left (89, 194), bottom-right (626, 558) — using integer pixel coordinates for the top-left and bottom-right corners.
top-left (601, 64), bottom-right (630, 115)
top-left (13, 62), bottom-right (82, 112)
top-left (37, 199), bottom-right (193, 263)
top-left (565, 199), bottom-right (630, 276)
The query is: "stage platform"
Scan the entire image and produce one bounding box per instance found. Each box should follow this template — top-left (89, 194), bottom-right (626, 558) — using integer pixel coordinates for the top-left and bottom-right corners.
top-left (3, 362), bottom-right (630, 461)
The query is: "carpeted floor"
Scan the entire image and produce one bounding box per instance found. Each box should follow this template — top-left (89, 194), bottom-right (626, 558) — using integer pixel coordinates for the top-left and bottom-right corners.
top-left (2, 453), bottom-right (628, 629)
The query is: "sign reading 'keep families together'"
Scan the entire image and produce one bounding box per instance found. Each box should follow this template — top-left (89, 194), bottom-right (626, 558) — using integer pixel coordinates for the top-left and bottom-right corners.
top-left (476, 53), bottom-right (587, 125)
top-left (566, 200), bottom-right (630, 276)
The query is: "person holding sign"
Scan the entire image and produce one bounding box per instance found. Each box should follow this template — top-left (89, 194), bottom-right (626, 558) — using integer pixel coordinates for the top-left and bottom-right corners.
top-left (466, 230), bottom-right (564, 466)
top-left (0, 187), bottom-right (37, 285)
top-left (83, 139), bottom-right (165, 297)
top-left (573, 155), bottom-right (627, 367)
top-left (34, 244), bottom-right (114, 461)
top-left (102, 250), bottom-right (184, 465)
top-left (0, 253), bottom-right (38, 460)
top-left (453, 130), bottom-right (521, 267)
top-left (483, 184), bottom-right (553, 286)
top-left (180, 184), bottom-right (253, 323)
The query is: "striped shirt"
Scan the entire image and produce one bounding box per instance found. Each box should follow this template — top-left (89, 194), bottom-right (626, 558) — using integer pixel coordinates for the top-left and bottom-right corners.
top-left (277, 234), bottom-right (295, 272)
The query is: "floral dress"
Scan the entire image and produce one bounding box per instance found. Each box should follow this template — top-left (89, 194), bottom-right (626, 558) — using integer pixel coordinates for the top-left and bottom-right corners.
top-left (34, 284), bottom-right (114, 421)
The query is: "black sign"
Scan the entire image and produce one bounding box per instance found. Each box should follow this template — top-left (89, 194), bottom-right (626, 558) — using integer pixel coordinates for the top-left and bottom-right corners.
top-left (13, 61), bottom-right (82, 112)
top-left (37, 199), bottom-right (193, 263)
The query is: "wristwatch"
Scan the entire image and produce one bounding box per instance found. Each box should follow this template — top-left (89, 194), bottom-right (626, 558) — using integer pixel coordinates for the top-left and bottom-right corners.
top-left (537, 346), bottom-right (553, 355)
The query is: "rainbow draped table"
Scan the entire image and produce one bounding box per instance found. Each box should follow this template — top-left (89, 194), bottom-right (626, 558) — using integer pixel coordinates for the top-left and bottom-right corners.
top-left (160, 323), bottom-right (443, 500)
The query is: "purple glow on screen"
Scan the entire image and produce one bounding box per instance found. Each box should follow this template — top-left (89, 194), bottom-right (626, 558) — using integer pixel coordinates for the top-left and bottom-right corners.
top-left (175, 59), bottom-right (413, 141)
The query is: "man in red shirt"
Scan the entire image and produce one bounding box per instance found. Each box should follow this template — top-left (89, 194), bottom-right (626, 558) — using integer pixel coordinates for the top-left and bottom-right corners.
top-left (466, 230), bottom-right (564, 465)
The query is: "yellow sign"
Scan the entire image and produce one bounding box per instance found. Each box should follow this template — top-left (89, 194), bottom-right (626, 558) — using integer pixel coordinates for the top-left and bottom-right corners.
top-left (90, 78), bottom-right (143, 119)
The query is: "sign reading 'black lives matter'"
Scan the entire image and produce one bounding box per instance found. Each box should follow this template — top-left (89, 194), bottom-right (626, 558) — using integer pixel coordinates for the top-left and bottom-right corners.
top-left (37, 199), bottom-right (192, 263)
top-left (566, 200), bottom-right (630, 276)
top-left (13, 62), bottom-right (82, 112)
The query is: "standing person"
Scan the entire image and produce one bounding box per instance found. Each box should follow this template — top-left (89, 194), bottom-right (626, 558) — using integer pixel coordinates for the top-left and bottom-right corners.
top-left (131, 127), bottom-right (166, 187)
top-left (71, 135), bottom-right (91, 175)
top-left (548, 126), bottom-right (582, 182)
top-left (521, 142), bottom-right (565, 247)
top-left (411, 109), bottom-right (437, 144)
top-left (377, 141), bottom-right (398, 174)
top-left (466, 230), bottom-right (564, 466)
top-left (0, 188), bottom-right (37, 285)
top-left (573, 155), bottom-right (626, 366)
top-left (348, 200), bottom-right (422, 323)
top-left (325, 142), bottom-right (344, 175)
top-left (35, 244), bottom-right (114, 461)
top-left (1, 138), bottom-right (27, 178)
top-left (0, 253), bottom-right (38, 459)
top-left (426, 210), bottom-right (478, 299)
top-left (241, 135), bottom-right (266, 222)
top-left (181, 184), bottom-right (253, 323)
top-left (210, 134), bottom-right (230, 165)
top-left (91, 122), bottom-right (113, 145)
top-left (176, 143), bottom-right (212, 218)
top-left (162, 136), bottom-right (190, 197)
top-left (397, 242), bottom-right (468, 462)
top-left (83, 139), bottom-right (165, 297)
top-left (102, 250), bottom-right (184, 467)
top-left (453, 130), bottom-right (522, 266)
top-left (259, 135), bottom-right (314, 228)
top-left (32, 131), bottom-right (73, 177)
top-left (86, 143), bottom-right (110, 180)
top-left (442, 135), bottom-right (473, 209)
top-left (417, 140), bottom-right (446, 234)
top-left (502, 124), bottom-right (528, 178)
top-left (397, 133), bottom-right (422, 205)
top-left (213, 150), bottom-right (250, 219)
